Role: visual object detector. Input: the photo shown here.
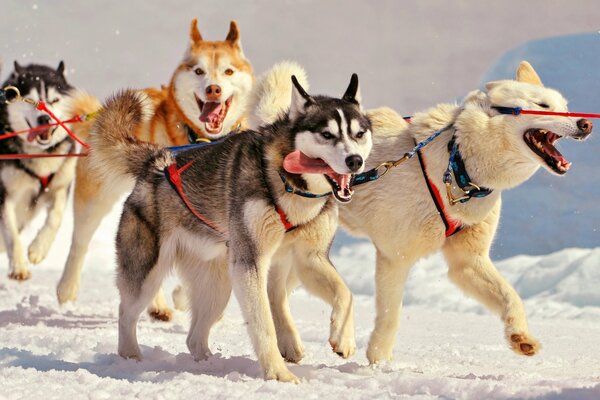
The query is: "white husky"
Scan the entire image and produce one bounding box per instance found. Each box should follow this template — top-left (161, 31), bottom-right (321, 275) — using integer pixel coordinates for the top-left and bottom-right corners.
top-left (253, 61), bottom-right (592, 364)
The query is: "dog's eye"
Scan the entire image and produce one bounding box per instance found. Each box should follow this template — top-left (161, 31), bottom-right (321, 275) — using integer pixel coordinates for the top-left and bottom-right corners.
top-left (224, 68), bottom-right (234, 76)
top-left (356, 131), bottom-right (365, 139)
top-left (537, 103), bottom-right (550, 109)
top-left (194, 68), bottom-right (205, 76)
top-left (321, 131), bottom-right (334, 140)
top-left (48, 98), bottom-right (60, 105)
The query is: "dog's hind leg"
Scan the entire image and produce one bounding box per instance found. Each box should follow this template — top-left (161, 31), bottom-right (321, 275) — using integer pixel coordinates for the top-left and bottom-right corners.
top-left (442, 200), bottom-right (540, 357)
top-left (1, 198), bottom-right (30, 280)
top-left (180, 255), bottom-right (231, 360)
top-left (57, 163), bottom-right (128, 304)
top-left (116, 203), bottom-right (174, 360)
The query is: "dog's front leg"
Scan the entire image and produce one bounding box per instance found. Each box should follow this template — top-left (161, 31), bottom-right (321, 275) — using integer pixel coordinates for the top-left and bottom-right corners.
top-left (28, 186), bottom-right (68, 265)
top-left (442, 200), bottom-right (540, 356)
top-left (229, 200), bottom-right (298, 383)
top-left (0, 199), bottom-right (30, 280)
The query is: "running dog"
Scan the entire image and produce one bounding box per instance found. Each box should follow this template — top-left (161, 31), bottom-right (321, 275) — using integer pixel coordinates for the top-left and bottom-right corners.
top-left (88, 71), bottom-right (371, 382)
top-left (56, 19), bottom-right (255, 321)
top-left (254, 61), bottom-right (593, 363)
top-left (0, 61), bottom-right (93, 280)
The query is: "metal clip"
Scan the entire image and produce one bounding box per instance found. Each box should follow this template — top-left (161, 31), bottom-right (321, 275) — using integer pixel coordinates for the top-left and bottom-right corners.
top-left (374, 154), bottom-right (410, 179)
top-left (2, 86), bottom-right (39, 107)
top-left (445, 181), bottom-right (470, 205)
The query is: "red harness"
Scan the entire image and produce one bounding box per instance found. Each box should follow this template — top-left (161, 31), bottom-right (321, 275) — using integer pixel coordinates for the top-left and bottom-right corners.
top-left (416, 148), bottom-right (462, 237)
top-left (165, 162), bottom-right (296, 234)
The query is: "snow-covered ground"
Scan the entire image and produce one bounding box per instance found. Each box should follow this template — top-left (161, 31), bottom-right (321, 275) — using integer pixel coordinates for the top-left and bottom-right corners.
top-left (2, 1), bottom-right (600, 399)
top-left (0, 201), bottom-right (599, 399)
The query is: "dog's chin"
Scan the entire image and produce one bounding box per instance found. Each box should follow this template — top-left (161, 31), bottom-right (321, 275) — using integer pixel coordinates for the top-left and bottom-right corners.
top-left (523, 128), bottom-right (571, 175)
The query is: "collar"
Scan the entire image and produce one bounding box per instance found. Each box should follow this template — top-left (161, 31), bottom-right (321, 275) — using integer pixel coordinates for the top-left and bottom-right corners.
top-left (185, 120), bottom-right (243, 145)
top-left (443, 135), bottom-right (493, 205)
top-left (278, 171), bottom-right (331, 199)
top-left (18, 161), bottom-right (55, 191)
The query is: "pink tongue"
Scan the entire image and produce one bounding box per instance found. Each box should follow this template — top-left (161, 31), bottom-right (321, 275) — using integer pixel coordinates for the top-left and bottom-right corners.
top-left (199, 102), bottom-right (222, 123)
top-left (27, 130), bottom-right (38, 142)
top-left (283, 151), bottom-right (336, 174)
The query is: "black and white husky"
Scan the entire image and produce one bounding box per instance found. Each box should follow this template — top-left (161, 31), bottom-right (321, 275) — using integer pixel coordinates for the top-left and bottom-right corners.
top-left (88, 71), bottom-right (372, 382)
top-left (0, 61), bottom-right (77, 280)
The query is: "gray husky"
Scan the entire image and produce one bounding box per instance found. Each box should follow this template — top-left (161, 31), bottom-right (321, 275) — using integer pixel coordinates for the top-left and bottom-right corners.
top-left (88, 74), bottom-right (372, 382)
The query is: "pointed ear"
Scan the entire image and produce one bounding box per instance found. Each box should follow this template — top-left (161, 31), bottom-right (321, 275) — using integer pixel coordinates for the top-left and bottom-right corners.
top-left (225, 20), bottom-right (240, 45)
top-left (57, 61), bottom-right (65, 75)
top-left (190, 18), bottom-right (203, 45)
top-left (342, 73), bottom-right (361, 106)
top-left (289, 75), bottom-right (313, 120)
top-left (516, 61), bottom-right (543, 86)
top-left (13, 60), bottom-right (24, 75)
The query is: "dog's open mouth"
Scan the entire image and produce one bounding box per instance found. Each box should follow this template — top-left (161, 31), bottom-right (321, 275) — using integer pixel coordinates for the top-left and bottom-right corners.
top-left (25, 120), bottom-right (53, 145)
top-left (283, 151), bottom-right (354, 202)
top-left (195, 94), bottom-right (232, 135)
top-left (523, 128), bottom-right (571, 175)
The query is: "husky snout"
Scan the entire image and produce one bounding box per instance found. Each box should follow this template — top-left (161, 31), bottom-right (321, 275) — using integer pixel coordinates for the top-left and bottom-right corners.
top-left (205, 84), bottom-right (222, 101)
top-left (575, 118), bottom-right (592, 140)
top-left (345, 155), bottom-right (363, 172)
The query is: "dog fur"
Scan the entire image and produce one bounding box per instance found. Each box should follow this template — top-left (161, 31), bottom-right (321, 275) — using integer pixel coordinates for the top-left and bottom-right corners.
top-left (253, 61), bottom-right (593, 364)
top-left (88, 70), bottom-right (371, 382)
top-left (56, 19), bottom-right (255, 320)
top-left (0, 62), bottom-right (95, 280)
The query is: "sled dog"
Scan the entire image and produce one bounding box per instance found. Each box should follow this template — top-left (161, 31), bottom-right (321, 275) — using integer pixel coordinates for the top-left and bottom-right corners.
top-left (89, 71), bottom-right (371, 382)
top-left (254, 61), bottom-right (593, 363)
top-left (56, 19), bottom-right (255, 320)
top-left (0, 62), bottom-right (95, 280)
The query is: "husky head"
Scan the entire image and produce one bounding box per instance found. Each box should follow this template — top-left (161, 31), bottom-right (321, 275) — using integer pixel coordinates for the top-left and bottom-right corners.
top-left (282, 74), bottom-right (373, 203)
top-left (2, 61), bottom-right (73, 148)
top-left (172, 19), bottom-right (253, 140)
top-left (480, 61), bottom-right (592, 177)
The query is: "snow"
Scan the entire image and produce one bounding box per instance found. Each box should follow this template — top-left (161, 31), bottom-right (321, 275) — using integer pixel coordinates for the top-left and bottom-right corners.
top-left (1, 0), bottom-right (600, 399)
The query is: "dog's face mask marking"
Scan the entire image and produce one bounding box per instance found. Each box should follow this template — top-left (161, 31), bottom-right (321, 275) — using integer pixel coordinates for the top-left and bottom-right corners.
top-left (6, 61), bottom-right (72, 148)
top-left (484, 61), bottom-right (592, 176)
top-left (284, 74), bottom-right (372, 202)
top-left (174, 20), bottom-right (253, 139)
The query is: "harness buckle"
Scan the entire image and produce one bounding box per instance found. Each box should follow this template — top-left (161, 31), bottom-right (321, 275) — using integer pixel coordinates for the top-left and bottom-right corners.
top-left (445, 181), bottom-right (470, 205)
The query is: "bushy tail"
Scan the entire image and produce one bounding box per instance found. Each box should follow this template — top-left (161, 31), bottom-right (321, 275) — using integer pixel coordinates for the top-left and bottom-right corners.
top-left (62, 90), bottom-right (102, 140)
top-left (247, 61), bottom-right (309, 128)
top-left (88, 89), bottom-right (172, 180)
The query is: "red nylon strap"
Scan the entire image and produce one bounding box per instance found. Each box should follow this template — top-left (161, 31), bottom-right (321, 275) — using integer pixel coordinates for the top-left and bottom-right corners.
top-left (519, 109), bottom-right (600, 119)
top-left (166, 163), bottom-right (223, 233)
top-left (416, 149), bottom-right (462, 238)
top-left (276, 205), bottom-right (296, 232)
top-left (39, 174), bottom-right (53, 190)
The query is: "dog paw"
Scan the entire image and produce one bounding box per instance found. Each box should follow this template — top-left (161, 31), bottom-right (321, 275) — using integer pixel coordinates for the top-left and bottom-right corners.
top-left (278, 334), bottom-right (305, 363)
top-left (508, 333), bottom-right (540, 356)
top-left (56, 279), bottom-right (79, 304)
top-left (366, 342), bottom-right (393, 365)
top-left (28, 237), bottom-right (51, 265)
top-left (8, 269), bottom-right (31, 281)
top-left (264, 366), bottom-right (300, 383)
top-left (148, 306), bottom-right (173, 322)
top-left (329, 337), bottom-right (356, 359)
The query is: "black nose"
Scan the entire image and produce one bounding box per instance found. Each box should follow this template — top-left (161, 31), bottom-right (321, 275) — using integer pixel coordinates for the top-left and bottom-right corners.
top-left (37, 115), bottom-right (51, 126)
top-left (345, 155), bottom-right (363, 172)
top-left (577, 118), bottom-right (593, 137)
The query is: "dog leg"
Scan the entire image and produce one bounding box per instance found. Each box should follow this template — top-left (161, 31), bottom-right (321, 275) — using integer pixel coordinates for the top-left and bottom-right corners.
top-left (1, 199), bottom-right (30, 280)
top-left (57, 167), bottom-right (126, 304)
top-left (171, 285), bottom-right (189, 311)
top-left (230, 201), bottom-right (298, 383)
top-left (294, 248), bottom-right (356, 359)
top-left (442, 201), bottom-right (540, 356)
top-left (367, 249), bottom-right (413, 364)
top-left (269, 258), bottom-right (305, 363)
top-left (182, 256), bottom-right (231, 360)
top-left (28, 186), bottom-right (68, 264)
